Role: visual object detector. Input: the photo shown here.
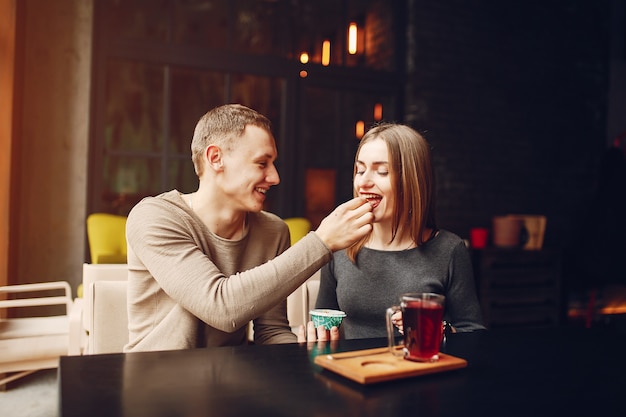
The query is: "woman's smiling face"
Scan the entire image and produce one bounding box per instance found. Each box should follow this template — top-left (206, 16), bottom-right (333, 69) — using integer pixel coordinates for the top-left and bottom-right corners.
top-left (354, 138), bottom-right (394, 224)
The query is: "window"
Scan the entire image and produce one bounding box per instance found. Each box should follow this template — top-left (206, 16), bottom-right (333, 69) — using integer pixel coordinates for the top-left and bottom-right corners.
top-left (89, 0), bottom-right (405, 220)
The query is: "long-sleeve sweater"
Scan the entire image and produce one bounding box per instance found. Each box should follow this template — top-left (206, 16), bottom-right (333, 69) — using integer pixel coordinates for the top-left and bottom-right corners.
top-left (316, 230), bottom-right (486, 339)
top-left (124, 190), bottom-right (331, 352)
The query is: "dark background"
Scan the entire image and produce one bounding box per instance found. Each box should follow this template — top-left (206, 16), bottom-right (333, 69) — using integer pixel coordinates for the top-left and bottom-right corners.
top-left (402, 1), bottom-right (625, 293)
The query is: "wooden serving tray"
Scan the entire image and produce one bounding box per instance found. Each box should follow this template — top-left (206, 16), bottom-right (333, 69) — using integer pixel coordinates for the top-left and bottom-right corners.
top-left (314, 347), bottom-right (467, 384)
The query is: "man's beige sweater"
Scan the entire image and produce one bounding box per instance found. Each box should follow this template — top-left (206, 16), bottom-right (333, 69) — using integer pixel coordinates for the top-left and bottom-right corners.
top-left (124, 190), bottom-right (330, 352)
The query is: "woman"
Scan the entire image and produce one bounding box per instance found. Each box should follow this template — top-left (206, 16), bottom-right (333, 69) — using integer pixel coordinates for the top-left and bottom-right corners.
top-left (315, 123), bottom-right (486, 339)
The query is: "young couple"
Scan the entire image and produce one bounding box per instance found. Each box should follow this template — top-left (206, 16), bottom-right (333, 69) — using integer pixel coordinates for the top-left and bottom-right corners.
top-left (124, 104), bottom-right (483, 353)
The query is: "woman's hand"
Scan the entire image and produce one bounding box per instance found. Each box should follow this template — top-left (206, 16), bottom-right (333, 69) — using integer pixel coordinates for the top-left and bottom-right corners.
top-left (390, 311), bottom-right (404, 334)
top-left (297, 321), bottom-right (340, 343)
top-left (392, 313), bottom-right (457, 338)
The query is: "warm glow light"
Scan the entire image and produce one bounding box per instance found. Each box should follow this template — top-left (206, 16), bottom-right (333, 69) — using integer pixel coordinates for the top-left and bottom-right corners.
top-left (355, 120), bottom-right (365, 139)
top-left (322, 40), bottom-right (331, 66)
top-left (348, 23), bottom-right (358, 54)
top-left (299, 70), bottom-right (308, 78)
top-left (300, 52), bottom-right (309, 64)
top-left (373, 103), bottom-right (383, 121)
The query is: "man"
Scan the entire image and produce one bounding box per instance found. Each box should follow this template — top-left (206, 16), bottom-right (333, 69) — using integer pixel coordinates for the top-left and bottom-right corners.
top-left (124, 104), bottom-right (372, 352)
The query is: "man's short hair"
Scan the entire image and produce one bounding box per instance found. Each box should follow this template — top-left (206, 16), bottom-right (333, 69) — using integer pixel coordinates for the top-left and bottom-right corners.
top-left (191, 104), bottom-right (273, 176)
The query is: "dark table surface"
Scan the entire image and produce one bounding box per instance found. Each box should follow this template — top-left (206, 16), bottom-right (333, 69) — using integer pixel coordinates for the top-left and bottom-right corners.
top-left (59, 326), bottom-right (626, 417)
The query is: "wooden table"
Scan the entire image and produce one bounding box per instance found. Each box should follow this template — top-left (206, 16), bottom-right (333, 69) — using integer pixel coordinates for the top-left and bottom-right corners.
top-left (59, 326), bottom-right (626, 417)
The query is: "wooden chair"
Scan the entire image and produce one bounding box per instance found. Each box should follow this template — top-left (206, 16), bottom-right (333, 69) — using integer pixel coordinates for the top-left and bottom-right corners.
top-left (0, 281), bottom-right (80, 387)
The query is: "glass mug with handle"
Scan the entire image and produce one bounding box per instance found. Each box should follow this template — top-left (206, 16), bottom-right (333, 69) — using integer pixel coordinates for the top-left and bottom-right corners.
top-left (386, 293), bottom-right (445, 362)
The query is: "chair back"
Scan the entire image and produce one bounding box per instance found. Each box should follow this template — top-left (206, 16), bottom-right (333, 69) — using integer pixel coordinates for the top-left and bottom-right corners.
top-left (304, 278), bottom-right (320, 316)
top-left (283, 217), bottom-right (311, 246)
top-left (80, 264), bottom-right (316, 351)
top-left (286, 270), bottom-right (320, 330)
top-left (89, 280), bottom-right (129, 354)
top-left (81, 263), bottom-right (128, 335)
top-left (86, 213), bottom-right (128, 264)
top-left (0, 281), bottom-right (75, 385)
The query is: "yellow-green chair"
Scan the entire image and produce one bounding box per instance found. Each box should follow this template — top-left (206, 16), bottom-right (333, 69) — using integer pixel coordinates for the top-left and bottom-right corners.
top-left (80, 213), bottom-right (128, 298)
top-left (283, 217), bottom-right (311, 246)
top-left (86, 213), bottom-right (128, 264)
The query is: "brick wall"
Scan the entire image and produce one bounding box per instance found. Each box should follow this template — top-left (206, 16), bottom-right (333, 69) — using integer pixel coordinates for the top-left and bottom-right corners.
top-left (404, 0), bottom-right (611, 260)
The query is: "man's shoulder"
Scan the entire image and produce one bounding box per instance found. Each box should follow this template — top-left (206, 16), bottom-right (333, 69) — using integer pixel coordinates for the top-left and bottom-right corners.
top-left (127, 190), bottom-right (188, 227)
top-left (142, 189), bottom-right (182, 206)
top-left (130, 190), bottom-right (183, 211)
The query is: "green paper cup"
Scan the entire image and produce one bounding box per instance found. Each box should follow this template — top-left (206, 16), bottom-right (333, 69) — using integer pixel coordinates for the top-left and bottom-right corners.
top-left (309, 309), bottom-right (346, 330)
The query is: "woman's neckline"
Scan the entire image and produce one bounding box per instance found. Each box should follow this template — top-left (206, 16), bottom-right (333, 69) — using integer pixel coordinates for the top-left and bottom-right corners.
top-left (363, 229), bottom-right (440, 252)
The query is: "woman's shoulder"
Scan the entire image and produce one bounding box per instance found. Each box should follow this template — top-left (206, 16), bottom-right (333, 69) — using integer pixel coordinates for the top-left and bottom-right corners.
top-left (427, 229), bottom-right (469, 253)
top-left (436, 229), bottom-right (465, 244)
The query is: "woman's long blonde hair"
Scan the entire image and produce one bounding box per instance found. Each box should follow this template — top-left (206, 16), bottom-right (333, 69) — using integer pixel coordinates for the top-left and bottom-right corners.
top-left (347, 123), bottom-right (437, 263)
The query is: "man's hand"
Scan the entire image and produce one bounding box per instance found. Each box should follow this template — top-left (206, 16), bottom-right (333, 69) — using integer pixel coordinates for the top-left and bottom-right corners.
top-left (314, 197), bottom-right (373, 252)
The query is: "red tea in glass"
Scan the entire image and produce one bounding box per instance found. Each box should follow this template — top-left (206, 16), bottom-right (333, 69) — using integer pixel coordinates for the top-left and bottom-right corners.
top-left (402, 299), bottom-right (444, 361)
top-left (387, 293), bottom-right (445, 362)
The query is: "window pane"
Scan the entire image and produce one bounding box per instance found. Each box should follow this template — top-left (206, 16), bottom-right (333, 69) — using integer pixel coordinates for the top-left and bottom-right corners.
top-left (105, 60), bottom-right (164, 152)
top-left (101, 156), bottom-right (162, 215)
top-left (290, 0), bottom-right (396, 70)
top-left (302, 86), bottom-right (397, 216)
top-left (104, 0), bottom-right (396, 70)
top-left (286, 0), bottom-right (344, 66)
top-left (348, 0), bottom-right (396, 71)
top-left (172, 0), bottom-right (230, 48)
top-left (232, 0), bottom-right (290, 56)
top-left (302, 87), bottom-right (337, 169)
top-left (104, 0), bottom-right (169, 42)
top-left (230, 73), bottom-right (284, 125)
top-left (170, 68), bottom-right (228, 155)
top-left (167, 156), bottom-right (197, 193)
